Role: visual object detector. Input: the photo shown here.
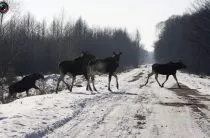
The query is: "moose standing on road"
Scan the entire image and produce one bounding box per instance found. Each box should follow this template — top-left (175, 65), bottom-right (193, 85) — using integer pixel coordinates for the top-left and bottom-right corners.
top-left (87, 52), bottom-right (122, 91)
top-left (144, 61), bottom-right (187, 88)
top-left (8, 73), bottom-right (44, 99)
top-left (55, 52), bottom-right (96, 93)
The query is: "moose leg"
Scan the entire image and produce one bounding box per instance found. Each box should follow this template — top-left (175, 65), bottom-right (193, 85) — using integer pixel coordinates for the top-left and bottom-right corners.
top-left (70, 76), bottom-right (76, 92)
top-left (108, 74), bottom-right (112, 91)
top-left (13, 93), bottom-right (18, 99)
top-left (161, 75), bottom-right (169, 87)
top-left (85, 75), bottom-right (89, 91)
top-left (113, 74), bottom-right (119, 89)
top-left (144, 71), bottom-right (154, 86)
top-left (56, 74), bottom-right (65, 93)
top-left (173, 74), bottom-right (181, 88)
top-left (7, 93), bottom-right (13, 101)
top-left (85, 74), bottom-right (92, 91)
top-left (86, 83), bottom-right (89, 91)
top-left (7, 93), bottom-right (11, 101)
top-left (91, 76), bottom-right (97, 91)
top-left (62, 79), bottom-right (70, 91)
top-left (155, 73), bottom-right (162, 87)
top-left (26, 90), bottom-right (29, 96)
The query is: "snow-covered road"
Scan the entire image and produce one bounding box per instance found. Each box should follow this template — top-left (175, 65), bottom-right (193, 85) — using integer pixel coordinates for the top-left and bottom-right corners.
top-left (0, 66), bottom-right (210, 138)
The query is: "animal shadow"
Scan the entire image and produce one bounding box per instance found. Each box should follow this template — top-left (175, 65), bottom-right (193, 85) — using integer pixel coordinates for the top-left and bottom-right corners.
top-left (111, 91), bottom-right (137, 95)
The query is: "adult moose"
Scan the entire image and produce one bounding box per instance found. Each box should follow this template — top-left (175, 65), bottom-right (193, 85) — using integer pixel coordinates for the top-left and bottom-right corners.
top-left (55, 52), bottom-right (96, 93)
top-left (8, 73), bottom-right (44, 99)
top-left (88, 52), bottom-right (122, 91)
top-left (144, 61), bottom-right (186, 88)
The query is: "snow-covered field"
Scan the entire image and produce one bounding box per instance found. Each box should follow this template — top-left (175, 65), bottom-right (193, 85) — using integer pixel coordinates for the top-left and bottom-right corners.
top-left (0, 65), bottom-right (210, 138)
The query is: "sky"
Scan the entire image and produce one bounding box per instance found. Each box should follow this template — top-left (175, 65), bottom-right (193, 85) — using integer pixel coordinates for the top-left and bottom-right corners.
top-left (19, 0), bottom-right (195, 51)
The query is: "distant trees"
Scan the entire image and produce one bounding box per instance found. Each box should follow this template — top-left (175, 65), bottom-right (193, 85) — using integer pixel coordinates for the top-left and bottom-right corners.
top-left (154, 0), bottom-right (210, 75)
top-left (0, 13), bottom-right (147, 76)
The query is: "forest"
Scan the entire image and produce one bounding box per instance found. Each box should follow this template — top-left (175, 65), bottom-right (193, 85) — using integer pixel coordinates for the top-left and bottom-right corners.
top-left (154, 0), bottom-right (210, 75)
top-left (0, 13), bottom-right (148, 81)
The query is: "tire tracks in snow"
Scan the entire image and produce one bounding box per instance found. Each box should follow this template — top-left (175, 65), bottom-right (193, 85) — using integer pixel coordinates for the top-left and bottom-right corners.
top-left (44, 78), bottom-right (149, 137)
top-left (25, 94), bottom-right (111, 138)
top-left (166, 84), bottom-right (210, 137)
top-left (42, 93), bottom-right (124, 138)
top-left (139, 80), bottom-right (208, 137)
top-left (52, 94), bottom-right (127, 137)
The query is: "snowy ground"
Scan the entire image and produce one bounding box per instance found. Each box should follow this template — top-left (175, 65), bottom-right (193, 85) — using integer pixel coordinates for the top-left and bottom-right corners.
top-left (0, 65), bottom-right (210, 138)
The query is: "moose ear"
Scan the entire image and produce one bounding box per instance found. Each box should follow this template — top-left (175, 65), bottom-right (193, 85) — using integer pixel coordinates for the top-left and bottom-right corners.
top-left (119, 52), bottom-right (122, 55)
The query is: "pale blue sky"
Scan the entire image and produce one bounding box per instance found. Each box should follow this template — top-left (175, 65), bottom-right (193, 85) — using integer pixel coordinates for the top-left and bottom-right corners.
top-left (21, 0), bottom-right (195, 51)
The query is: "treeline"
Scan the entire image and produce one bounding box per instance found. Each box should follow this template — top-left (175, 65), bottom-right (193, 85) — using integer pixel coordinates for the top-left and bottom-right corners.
top-left (0, 13), bottom-right (147, 77)
top-left (154, 0), bottom-right (210, 75)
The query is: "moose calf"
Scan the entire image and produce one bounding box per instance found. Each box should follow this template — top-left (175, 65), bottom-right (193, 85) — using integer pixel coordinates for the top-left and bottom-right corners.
top-left (88, 52), bottom-right (122, 91)
top-left (144, 61), bottom-right (187, 88)
top-left (8, 73), bottom-right (44, 99)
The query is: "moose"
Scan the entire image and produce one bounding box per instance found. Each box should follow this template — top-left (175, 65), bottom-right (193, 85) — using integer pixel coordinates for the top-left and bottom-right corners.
top-left (87, 52), bottom-right (122, 91)
top-left (55, 52), bottom-right (96, 93)
top-left (144, 61), bottom-right (187, 88)
top-left (8, 73), bottom-right (44, 99)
